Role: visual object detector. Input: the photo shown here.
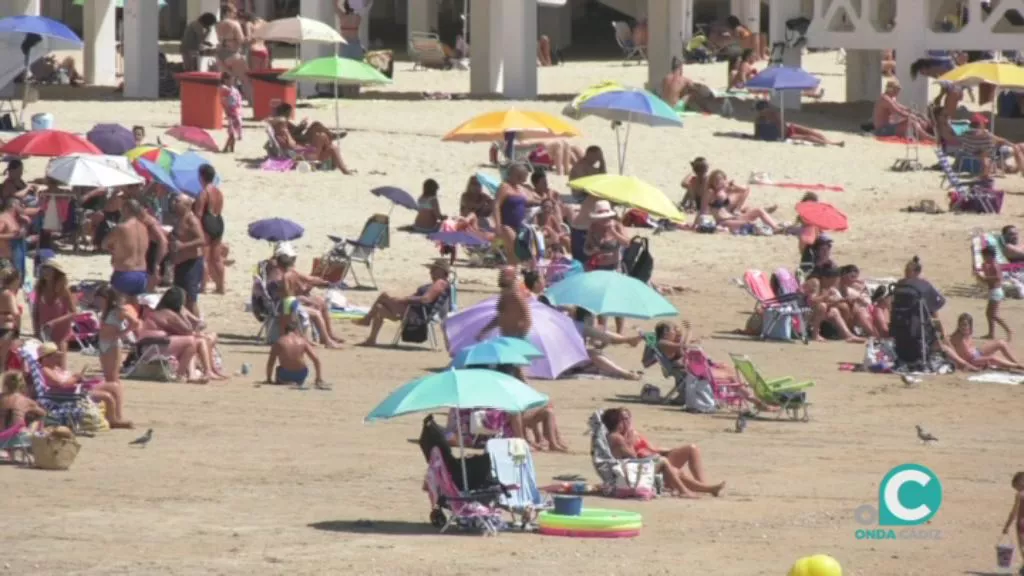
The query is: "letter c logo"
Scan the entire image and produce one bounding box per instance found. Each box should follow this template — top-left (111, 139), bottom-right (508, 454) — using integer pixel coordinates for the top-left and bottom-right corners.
top-left (879, 464), bottom-right (942, 526)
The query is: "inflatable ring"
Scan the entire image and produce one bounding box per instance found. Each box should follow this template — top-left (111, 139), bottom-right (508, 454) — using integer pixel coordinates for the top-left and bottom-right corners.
top-left (539, 527), bottom-right (640, 538)
top-left (537, 508), bottom-right (643, 532)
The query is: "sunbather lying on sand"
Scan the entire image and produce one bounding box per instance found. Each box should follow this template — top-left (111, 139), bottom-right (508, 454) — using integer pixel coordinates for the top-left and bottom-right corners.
top-left (754, 102), bottom-right (844, 146)
top-left (873, 80), bottom-right (934, 138)
top-left (703, 170), bottom-right (783, 233)
top-left (269, 103), bottom-right (353, 174)
top-left (569, 308), bottom-right (643, 380)
top-left (949, 313), bottom-right (1022, 371)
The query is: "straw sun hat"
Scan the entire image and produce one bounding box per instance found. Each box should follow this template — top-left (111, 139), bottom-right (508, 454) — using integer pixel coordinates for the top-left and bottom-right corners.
top-left (590, 200), bottom-right (616, 220)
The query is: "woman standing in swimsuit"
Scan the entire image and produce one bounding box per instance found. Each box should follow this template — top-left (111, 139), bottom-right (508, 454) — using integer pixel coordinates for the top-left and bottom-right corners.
top-left (34, 260), bottom-right (75, 367)
top-left (494, 164), bottom-right (540, 265)
top-left (244, 12), bottom-right (270, 71)
top-left (335, 1), bottom-right (363, 61)
top-left (194, 165), bottom-right (225, 295)
top-left (215, 4), bottom-right (252, 102)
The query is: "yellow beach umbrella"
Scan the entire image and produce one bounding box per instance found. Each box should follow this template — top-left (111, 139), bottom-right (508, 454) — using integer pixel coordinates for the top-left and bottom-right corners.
top-left (568, 174), bottom-right (685, 222)
top-left (442, 109), bottom-right (580, 142)
top-left (938, 60), bottom-right (1024, 88)
top-left (562, 80), bottom-right (624, 120)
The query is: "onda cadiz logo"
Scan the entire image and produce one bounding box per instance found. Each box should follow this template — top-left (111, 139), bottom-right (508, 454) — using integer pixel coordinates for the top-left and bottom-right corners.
top-left (854, 464), bottom-right (943, 540)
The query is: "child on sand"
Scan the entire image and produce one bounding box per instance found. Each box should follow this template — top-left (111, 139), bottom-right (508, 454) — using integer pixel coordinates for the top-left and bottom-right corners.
top-left (979, 246), bottom-right (1012, 340)
top-left (265, 323), bottom-right (328, 389)
top-left (1001, 471), bottom-right (1024, 575)
top-left (219, 73), bottom-right (243, 153)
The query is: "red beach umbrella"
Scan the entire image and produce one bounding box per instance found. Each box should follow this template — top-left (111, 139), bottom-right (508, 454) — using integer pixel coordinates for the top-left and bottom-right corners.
top-left (796, 201), bottom-right (848, 232)
top-left (164, 125), bottom-right (220, 153)
top-left (0, 130), bottom-right (102, 157)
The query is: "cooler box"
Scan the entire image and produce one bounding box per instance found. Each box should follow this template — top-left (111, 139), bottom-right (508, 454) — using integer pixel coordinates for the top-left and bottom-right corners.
top-left (248, 69), bottom-right (297, 121)
top-left (175, 72), bottom-right (223, 130)
top-left (31, 113), bottom-right (53, 131)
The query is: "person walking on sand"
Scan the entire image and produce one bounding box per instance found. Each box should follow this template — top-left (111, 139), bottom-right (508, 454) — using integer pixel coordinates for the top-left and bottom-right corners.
top-left (194, 165), bottom-right (225, 295)
top-left (1001, 471), bottom-right (1024, 574)
top-left (219, 73), bottom-right (244, 153)
top-left (104, 198), bottom-right (150, 301)
top-left (170, 194), bottom-right (206, 317)
top-left (265, 323), bottom-right (327, 389)
top-left (979, 245), bottom-right (1013, 340)
top-left (0, 196), bottom-right (26, 271)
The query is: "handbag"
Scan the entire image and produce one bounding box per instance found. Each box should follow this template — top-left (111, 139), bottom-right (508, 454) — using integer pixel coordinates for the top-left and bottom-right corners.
top-left (31, 428), bottom-right (81, 470)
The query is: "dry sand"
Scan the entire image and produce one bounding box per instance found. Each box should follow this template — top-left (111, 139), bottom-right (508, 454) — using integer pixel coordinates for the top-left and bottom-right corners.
top-left (2, 52), bottom-right (1022, 575)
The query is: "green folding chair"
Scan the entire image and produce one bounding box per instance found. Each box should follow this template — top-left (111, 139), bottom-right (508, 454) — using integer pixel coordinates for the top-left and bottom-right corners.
top-left (730, 353), bottom-right (814, 422)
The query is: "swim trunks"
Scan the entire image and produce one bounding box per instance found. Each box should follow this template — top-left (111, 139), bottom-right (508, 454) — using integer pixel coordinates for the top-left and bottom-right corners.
top-left (275, 365), bottom-right (309, 386)
top-left (173, 257), bottom-right (205, 302)
top-left (110, 270), bottom-right (148, 297)
top-left (990, 287), bottom-right (1006, 302)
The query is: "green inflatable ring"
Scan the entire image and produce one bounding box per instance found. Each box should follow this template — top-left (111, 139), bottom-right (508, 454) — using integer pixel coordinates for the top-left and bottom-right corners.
top-left (538, 508), bottom-right (643, 531)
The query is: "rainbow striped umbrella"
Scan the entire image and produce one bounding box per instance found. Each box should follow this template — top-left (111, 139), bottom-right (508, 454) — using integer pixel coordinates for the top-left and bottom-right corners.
top-left (125, 146), bottom-right (177, 171)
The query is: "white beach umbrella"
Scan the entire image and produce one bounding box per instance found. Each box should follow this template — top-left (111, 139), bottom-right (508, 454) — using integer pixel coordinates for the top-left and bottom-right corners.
top-left (46, 156), bottom-right (143, 188)
top-left (66, 153), bottom-right (133, 174)
top-left (254, 17), bottom-right (346, 45)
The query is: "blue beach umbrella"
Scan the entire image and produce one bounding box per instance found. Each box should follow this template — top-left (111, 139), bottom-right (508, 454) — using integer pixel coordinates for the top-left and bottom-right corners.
top-left (169, 151), bottom-right (219, 197)
top-left (0, 16), bottom-right (83, 107)
top-left (744, 66), bottom-right (821, 139)
top-left (576, 88), bottom-right (682, 173)
top-left (451, 338), bottom-right (543, 369)
top-left (370, 186), bottom-right (418, 213)
top-left (135, 157), bottom-right (178, 193)
top-left (545, 270), bottom-right (678, 319)
top-left (475, 171), bottom-right (500, 196)
top-left (247, 218), bottom-right (304, 242)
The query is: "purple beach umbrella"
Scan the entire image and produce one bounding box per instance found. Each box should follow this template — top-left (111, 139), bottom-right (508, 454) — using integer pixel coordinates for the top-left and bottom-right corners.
top-left (86, 123), bottom-right (136, 155)
top-left (371, 186), bottom-right (418, 213)
top-left (247, 217), bottom-right (304, 242)
top-left (443, 296), bottom-right (588, 380)
top-left (427, 231), bottom-right (490, 246)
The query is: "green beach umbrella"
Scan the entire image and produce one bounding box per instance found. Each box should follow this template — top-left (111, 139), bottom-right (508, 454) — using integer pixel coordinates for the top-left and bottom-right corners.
top-left (545, 270), bottom-right (679, 319)
top-left (281, 57), bottom-right (391, 130)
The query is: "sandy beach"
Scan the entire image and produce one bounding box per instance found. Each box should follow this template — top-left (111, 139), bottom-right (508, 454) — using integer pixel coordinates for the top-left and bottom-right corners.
top-left (2, 51), bottom-right (1022, 575)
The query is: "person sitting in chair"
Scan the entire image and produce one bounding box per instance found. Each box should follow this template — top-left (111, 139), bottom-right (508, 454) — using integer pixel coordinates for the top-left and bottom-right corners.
top-left (268, 103), bottom-right (353, 175)
top-left (355, 259), bottom-right (451, 346)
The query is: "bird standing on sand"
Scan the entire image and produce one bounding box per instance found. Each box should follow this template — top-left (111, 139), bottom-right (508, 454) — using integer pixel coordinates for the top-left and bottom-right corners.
top-left (735, 413), bottom-right (747, 434)
top-left (916, 425), bottom-right (937, 444)
top-left (129, 429), bottom-right (154, 447)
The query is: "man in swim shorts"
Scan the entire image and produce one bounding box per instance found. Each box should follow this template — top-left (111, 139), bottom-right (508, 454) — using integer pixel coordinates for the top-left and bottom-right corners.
top-left (104, 198), bottom-right (150, 300)
top-left (171, 194), bottom-right (207, 316)
top-left (141, 202), bottom-right (168, 292)
top-left (265, 322), bottom-right (326, 389)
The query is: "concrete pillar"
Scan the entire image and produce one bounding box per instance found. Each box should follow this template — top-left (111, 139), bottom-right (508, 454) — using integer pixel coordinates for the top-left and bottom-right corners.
top-left (252, 0), bottom-right (271, 19)
top-left (893, 1), bottom-right (929, 109)
top-left (646, 0), bottom-right (684, 91)
top-left (845, 49), bottom-right (882, 103)
top-left (299, 0), bottom-right (334, 96)
top-left (123, 0), bottom-right (160, 99)
top-left (407, 0), bottom-right (438, 35)
top-left (501, 0), bottom-right (537, 99)
top-left (1, 0), bottom-right (40, 17)
top-left (539, 5), bottom-right (572, 49)
top-left (681, 0), bottom-right (693, 42)
top-left (84, 0), bottom-right (117, 87)
top-left (731, 0), bottom-right (759, 30)
top-left (358, 4), bottom-right (370, 49)
top-left (469, 0), bottom-right (501, 96)
top-left (187, 0), bottom-right (220, 21)
top-left (768, 0), bottom-right (803, 109)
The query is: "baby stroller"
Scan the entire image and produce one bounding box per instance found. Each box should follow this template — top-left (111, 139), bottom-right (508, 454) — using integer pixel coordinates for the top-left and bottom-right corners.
top-left (419, 415), bottom-right (506, 535)
top-left (889, 280), bottom-right (952, 373)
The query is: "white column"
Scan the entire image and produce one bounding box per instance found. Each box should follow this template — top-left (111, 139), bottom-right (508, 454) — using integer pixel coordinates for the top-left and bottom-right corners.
top-left (845, 50), bottom-right (882, 103)
top-left (501, 0), bottom-right (537, 99)
top-left (731, 0), bottom-right (759, 31)
top-left (407, 0), bottom-right (437, 36)
top-left (0, 0), bottom-right (39, 17)
top-left (769, 0), bottom-right (803, 109)
top-left (187, 0), bottom-right (220, 21)
top-left (646, 0), bottom-right (684, 91)
top-left (681, 0), bottom-right (693, 42)
top-left (358, 3), bottom-right (370, 49)
top-left (84, 0), bottom-right (117, 87)
top-left (299, 0), bottom-right (334, 97)
top-left (252, 0), bottom-right (271, 19)
top-left (469, 0), bottom-right (501, 96)
top-left (893, 2), bottom-right (929, 109)
top-left (123, 0), bottom-right (160, 99)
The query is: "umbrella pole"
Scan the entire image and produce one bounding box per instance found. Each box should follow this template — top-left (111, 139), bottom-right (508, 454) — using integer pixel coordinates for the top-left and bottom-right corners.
top-left (613, 123), bottom-right (622, 174)
top-left (621, 114), bottom-right (633, 174)
top-left (454, 409), bottom-right (470, 490)
top-left (780, 91), bottom-right (785, 142)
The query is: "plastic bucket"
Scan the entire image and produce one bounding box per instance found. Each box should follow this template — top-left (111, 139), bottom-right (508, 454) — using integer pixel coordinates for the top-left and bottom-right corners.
top-left (31, 113), bottom-right (53, 131)
top-left (553, 495), bottom-right (582, 516)
top-left (996, 542), bottom-right (1015, 569)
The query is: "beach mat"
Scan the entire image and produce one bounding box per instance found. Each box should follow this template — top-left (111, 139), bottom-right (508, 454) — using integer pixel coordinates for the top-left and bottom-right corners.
top-left (875, 135), bottom-right (936, 146)
top-left (752, 181), bottom-right (845, 192)
top-left (967, 372), bottom-right (1024, 385)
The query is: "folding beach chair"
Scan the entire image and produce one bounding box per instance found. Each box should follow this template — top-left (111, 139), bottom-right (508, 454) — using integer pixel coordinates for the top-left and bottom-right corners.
top-left (408, 31), bottom-right (450, 70)
top-left (730, 354), bottom-right (814, 421)
top-left (0, 422), bottom-right (32, 465)
top-left (337, 214), bottom-right (390, 289)
top-left (639, 332), bottom-right (686, 405)
top-left (739, 269), bottom-right (808, 343)
top-left (248, 259), bottom-right (280, 341)
top-left (487, 438), bottom-right (552, 529)
top-left (121, 336), bottom-right (177, 382)
top-left (19, 347), bottom-right (87, 432)
top-left (588, 410), bottom-right (660, 499)
top-left (684, 348), bottom-right (747, 412)
top-left (612, 22), bottom-right (645, 64)
top-left (392, 269), bottom-right (456, 349)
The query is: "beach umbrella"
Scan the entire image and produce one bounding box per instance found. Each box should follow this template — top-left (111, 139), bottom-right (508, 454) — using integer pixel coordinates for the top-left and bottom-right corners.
top-left (451, 340), bottom-right (538, 369)
top-left (575, 88), bottom-right (682, 173)
top-left (0, 16), bottom-right (83, 123)
top-left (46, 155), bottom-right (143, 188)
top-left (939, 60), bottom-right (1024, 132)
top-left (134, 157), bottom-right (178, 192)
top-left (427, 231), bottom-right (490, 247)
top-left (86, 124), bottom-right (135, 155)
top-left (169, 151), bottom-right (218, 198)
top-left (475, 171), bottom-right (500, 196)
top-left (545, 270), bottom-right (678, 319)
top-left (67, 153), bottom-right (133, 173)
top-left (796, 201), bottom-right (848, 232)
top-left (444, 296), bottom-right (588, 379)
top-left (442, 109), bottom-right (580, 143)
top-left (743, 66), bottom-right (821, 138)
top-left (568, 174), bottom-right (685, 222)
top-left (164, 125), bottom-right (220, 154)
top-left (72, 0), bottom-right (167, 6)
top-left (562, 80), bottom-right (624, 120)
top-left (281, 56), bottom-right (390, 131)
top-left (0, 130), bottom-right (101, 157)
top-left (247, 218), bottom-right (304, 242)
top-left (254, 16), bottom-right (346, 45)
top-left (370, 186), bottom-right (418, 213)
top-left (125, 146), bottom-right (177, 170)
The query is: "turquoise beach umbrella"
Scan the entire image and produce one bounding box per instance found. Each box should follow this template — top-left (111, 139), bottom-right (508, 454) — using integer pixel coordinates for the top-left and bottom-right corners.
top-left (475, 171), bottom-right (500, 196)
top-left (451, 338), bottom-right (543, 369)
top-left (544, 270), bottom-right (678, 319)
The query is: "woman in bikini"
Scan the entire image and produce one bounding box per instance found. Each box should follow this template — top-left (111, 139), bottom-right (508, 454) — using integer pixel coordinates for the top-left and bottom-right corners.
top-left (335, 0), bottom-right (363, 61)
top-left (244, 12), bottom-right (270, 71)
top-left (270, 103), bottom-right (353, 174)
top-left (0, 268), bottom-right (19, 368)
top-left (215, 3), bottom-right (252, 102)
top-left (703, 170), bottom-right (782, 233)
top-left (137, 288), bottom-right (218, 383)
top-left (949, 313), bottom-right (1023, 371)
top-left (34, 259), bottom-right (76, 367)
top-left (413, 178), bottom-right (444, 233)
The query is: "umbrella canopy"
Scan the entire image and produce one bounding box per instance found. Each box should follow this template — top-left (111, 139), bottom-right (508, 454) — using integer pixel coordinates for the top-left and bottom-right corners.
top-left (443, 109), bottom-right (581, 143)
top-left (744, 66), bottom-right (821, 91)
top-left (796, 201), bottom-right (848, 232)
top-left (0, 15), bottom-right (82, 50)
top-left (938, 60), bottom-right (1024, 88)
top-left (562, 80), bottom-right (624, 120)
top-left (451, 340), bottom-right (535, 368)
top-left (444, 296), bottom-right (588, 379)
top-left (364, 368), bottom-right (549, 422)
top-left (254, 16), bottom-right (346, 45)
top-left (125, 146), bottom-right (177, 170)
top-left (568, 174), bottom-right (685, 222)
top-left (280, 56), bottom-right (390, 85)
top-left (164, 126), bottom-right (219, 153)
top-left (370, 186), bottom-right (418, 211)
top-left (86, 124), bottom-right (135, 155)
top-left (134, 157), bottom-right (178, 192)
top-left (169, 151), bottom-right (218, 198)
top-left (0, 130), bottom-right (101, 157)
top-left (46, 155), bottom-right (143, 188)
top-left (247, 218), bottom-right (304, 242)
top-left (67, 153), bottom-right (132, 173)
top-left (545, 270), bottom-right (678, 319)
top-left (475, 171), bottom-right (500, 195)
top-left (73, 0), bottom-right (166, 5)
top-left (427, 231), bottom-right (490, 246)
top-left (577, 89), bottom-right (683, 127)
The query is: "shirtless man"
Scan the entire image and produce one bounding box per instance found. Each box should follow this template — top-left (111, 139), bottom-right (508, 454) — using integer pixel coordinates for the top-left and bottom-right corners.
top-left (141, 197), bottom-right (168, 292)
top-left (660, 57), bottom-right (716, 113)
top-left (1, 160), bottom-right (32, 200)
top-left (873, 80), bottom-right (933, 138)
top-left (265, 323), bottom-right (327, 389)
top-left (194, 165), bottom-right (225, 295)
top-left (170, 194), bottom-right (206, 316)
top-left (478, 267), bottom-right (532, 340)
top-left (104, 198), bottom-right (150, 301)
top-left (277, 247), bottom-right (344, 348)
top-left (269, 102), bottom-right (353, 174)
top-left (216, 3), bottom-right (252, 101)
top-left (0, 196), bottom-right (24, 270)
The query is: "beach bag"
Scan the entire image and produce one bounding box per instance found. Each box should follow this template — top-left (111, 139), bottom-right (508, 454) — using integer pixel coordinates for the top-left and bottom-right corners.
top-left (683, 373), bottom-right (717, 414)
top-left (612, 459), bottom-right (657, 499)
top-left (622, 236), bottom-right (654, 283)
top-left (639, 383), bottom-right (661, 402)
top-left (863, 338), bottom-right (897, 372)
top-left (31, 428), bottom-right (81, 470)
top-left (77, 397), bottom-right (108, 433)
top-left (695, 214), bottom-right (717, 234)
top-left (514, 226), bottom-right (541, 261)
top-left (762, 307), bottom-right (795, 341)
top-left (400, 304), bottom-right (430, 343)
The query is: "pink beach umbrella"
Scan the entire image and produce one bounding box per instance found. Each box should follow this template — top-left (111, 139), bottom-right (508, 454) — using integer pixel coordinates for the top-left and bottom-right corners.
top-left (164, 125), bottom-right (220, 153)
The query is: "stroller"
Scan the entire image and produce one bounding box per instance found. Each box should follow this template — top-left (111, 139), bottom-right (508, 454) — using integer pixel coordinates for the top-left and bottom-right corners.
top-left (890, 280), bottom-right (952, 372)
top-left (418, 415), bottom-right (506, 535)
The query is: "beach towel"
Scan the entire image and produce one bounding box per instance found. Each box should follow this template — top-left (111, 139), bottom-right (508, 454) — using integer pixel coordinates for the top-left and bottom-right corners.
top-left (967, 372), bottom-right (1024, 385)
top-left (876, 135), bottom-right (937, 146)
top-left (260, 157), bottom-right (295, 172)
top-left (754, 181), bottom-right (845, 193)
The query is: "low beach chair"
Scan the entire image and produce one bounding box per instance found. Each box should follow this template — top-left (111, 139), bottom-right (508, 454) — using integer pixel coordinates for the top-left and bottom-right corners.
top-left (684, 348), bottom-right (747, 412)
top-left (121, 336), bottom-right (177, 382)
top-left (408, 31), bottom-right (450, 70)
top-left (640, 332), bottom-right (686, 405)
top-left (730, 354), bottom-right (814, 421)
top-left (612, 21), bottom-right (645, 64)
top-left (392, 270), bottom-right (456, 349)
top-left (19, 347), bottom-right (87, 432)
top-left (487, 438), bottom-right (551, 529)
top-left (338, 214), bottom-right (390, 289)
top-left (740, 269), bottom-right (808, 343)
top-left (0, 422), bottom-right (32, 465)
top-left (588, 410), bottom-right (660, 499)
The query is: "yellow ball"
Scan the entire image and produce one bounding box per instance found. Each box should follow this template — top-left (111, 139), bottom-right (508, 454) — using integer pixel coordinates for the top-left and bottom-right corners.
top-left (788, 554), bottom-right (842, 576)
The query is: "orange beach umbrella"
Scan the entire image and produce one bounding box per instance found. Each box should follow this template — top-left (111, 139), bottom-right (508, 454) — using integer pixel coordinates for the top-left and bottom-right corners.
top-left (442, 109), bottom-right (580, 143)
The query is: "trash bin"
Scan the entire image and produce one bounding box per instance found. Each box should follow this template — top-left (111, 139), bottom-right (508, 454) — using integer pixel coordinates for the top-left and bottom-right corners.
top-left (175, 71), bottom-right (223, 130)
top-left (248, 69), bottom-right (297, 121)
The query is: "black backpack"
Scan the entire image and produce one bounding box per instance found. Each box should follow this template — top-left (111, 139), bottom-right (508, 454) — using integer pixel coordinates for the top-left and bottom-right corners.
top-left (622, 236), bottom-right (654, 283)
